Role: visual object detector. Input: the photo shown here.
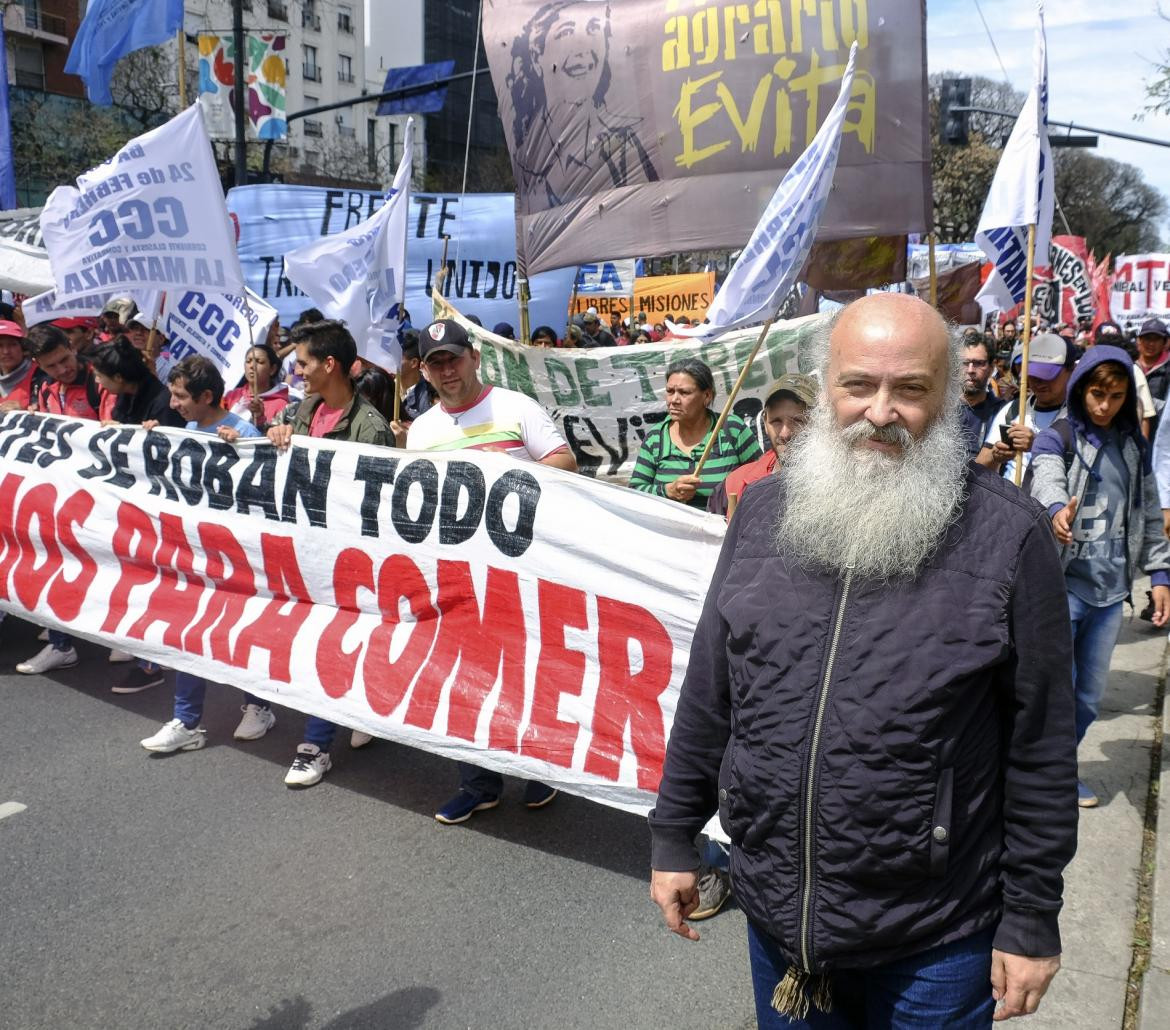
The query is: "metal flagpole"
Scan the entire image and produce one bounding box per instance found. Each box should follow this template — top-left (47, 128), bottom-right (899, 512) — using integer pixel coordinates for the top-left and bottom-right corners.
top-left (1013, 223), bottom-right (1038, 487)
top-left (176, 28), bottom-right (187, 108)
top-left (232, 0), bottom-right (246, 186)
top-left (928, 233), bottom-right (938, 308)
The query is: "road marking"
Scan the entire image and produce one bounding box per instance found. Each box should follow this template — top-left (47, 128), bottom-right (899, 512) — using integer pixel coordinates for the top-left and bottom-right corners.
top-left (0, 801), bottom-right (27, 821)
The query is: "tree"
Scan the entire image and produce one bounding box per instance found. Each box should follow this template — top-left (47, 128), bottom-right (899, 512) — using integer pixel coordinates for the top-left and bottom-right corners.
top-left (930, 72), bottom-right (1166, 254)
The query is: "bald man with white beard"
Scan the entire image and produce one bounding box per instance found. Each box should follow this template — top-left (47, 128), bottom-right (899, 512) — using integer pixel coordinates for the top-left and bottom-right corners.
top-left (649, 295), bottom-right (1077, 1029)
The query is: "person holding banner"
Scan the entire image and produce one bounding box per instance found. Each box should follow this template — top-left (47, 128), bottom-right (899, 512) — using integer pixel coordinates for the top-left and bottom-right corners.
top-left (630, 359), bottom-right (761, 510)
top-left (650, 294), bottom-right (1075, 1027)
top-left (0, 321), bottom-right (36, 413)
top-left (405, 318), bottom-right (576, 824)
top-left (267, 319), bottom-right (394, 787)
top-left (223, 343), bottom-right (293, 430)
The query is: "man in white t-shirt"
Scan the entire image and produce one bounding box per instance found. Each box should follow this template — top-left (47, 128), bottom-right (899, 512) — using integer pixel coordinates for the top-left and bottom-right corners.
top-left (406, 318), bottom-right (578, 825)
top-left (978, 332), bottom-right (1076, 481)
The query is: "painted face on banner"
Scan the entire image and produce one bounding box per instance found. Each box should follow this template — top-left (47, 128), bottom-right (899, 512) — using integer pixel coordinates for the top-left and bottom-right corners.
top-left (538, 6), bottom-right (607, 105)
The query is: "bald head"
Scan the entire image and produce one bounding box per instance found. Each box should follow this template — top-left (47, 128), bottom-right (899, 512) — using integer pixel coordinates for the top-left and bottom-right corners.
top-left (823, 294), bottom-right (954, 453)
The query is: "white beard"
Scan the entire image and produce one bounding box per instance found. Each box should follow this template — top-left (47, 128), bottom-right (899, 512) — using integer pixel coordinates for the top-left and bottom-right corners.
top-left (774, 403), bottom-right (969, 581)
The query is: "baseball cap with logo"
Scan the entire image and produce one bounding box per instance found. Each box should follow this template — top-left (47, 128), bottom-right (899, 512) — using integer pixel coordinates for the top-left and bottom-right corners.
top-left (1010, 332), bottom-right (1072, 381)
top-left (1139, 318), bottom-right (1170, 338)
top-left (419, 319), bottom-right (473, 361)
top-left (765, 373), bottom-right (817, 409)
top-left (51, 316), bottom-right (99, 330)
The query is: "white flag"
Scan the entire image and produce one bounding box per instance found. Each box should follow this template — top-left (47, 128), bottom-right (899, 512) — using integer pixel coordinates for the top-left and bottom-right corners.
top-left (668, 43), bottom-right (858, 339)
top-left (39, 104), bottom-right (244, 297)
top-left (23, 287), bottom-right (163, 325)
top-left (283, 118), bottom-right (414, 369)
top-left (975, 4), bottom-right (1054, 311)
top-left (156, 287), bottom-right (278, 388)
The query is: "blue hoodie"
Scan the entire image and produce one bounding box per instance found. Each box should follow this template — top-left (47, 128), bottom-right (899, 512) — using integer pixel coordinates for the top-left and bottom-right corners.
top-left (1031, 345), bottom-right (1169, 589)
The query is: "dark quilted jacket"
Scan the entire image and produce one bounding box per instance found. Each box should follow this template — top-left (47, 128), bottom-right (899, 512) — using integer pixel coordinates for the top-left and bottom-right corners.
top-left (649, 463), bottom-right (1078, 971)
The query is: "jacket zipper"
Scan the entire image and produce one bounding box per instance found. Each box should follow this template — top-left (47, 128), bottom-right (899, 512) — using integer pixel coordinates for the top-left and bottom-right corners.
top-left (799, 564), bottom-right (854, 972)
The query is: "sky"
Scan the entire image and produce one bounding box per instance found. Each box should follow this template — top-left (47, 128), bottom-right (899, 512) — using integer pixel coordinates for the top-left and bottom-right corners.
top-left (928, 0), bottom-right (1170, 240)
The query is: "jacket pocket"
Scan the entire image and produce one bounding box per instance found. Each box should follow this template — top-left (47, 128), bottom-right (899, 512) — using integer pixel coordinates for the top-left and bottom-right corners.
top-left (929, 767), bottom-right (954, 878)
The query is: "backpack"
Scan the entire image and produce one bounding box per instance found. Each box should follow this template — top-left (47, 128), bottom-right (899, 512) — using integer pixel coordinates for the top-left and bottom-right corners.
top-left (1021, 416), bottom-right (1075, 496)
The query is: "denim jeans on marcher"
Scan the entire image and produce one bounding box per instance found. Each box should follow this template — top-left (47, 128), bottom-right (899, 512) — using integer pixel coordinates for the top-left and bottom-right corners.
top-left (1067, 593), bottom-right (1125, 744)
top-left (747, 922), bottom-right (996, 1029)
top-left (174, 671), bottom-right (267, 729)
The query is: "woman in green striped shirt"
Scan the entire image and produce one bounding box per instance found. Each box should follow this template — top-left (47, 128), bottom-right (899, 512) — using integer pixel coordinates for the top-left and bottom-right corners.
top-left (630, 358), bottom-right (762, 509)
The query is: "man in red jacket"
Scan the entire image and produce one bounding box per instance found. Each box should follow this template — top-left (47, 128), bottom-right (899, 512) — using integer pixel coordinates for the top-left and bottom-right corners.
top-left (0, 321), bottom-right (36, 412)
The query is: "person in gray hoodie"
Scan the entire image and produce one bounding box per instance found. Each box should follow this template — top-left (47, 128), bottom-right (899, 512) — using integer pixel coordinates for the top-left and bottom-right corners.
top-left (1029, 345), bottom-right (1170, 808)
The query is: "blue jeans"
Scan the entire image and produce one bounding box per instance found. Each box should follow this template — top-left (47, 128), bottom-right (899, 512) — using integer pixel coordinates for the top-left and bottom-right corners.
top-left (1068, 593), bottom-right (1125, 744)
top-left (174, 671), bottom-right (266, 729)
top-left (304, 716), bottom-right (336, 752)
top-left (748, 923), bottom-right (995, 1029)
top-left (49, 630), bottom-right (158, 675)
top-left (702, 836), bottom-right (730, 872)
top-left (458, 762), bottom-right (503, 798)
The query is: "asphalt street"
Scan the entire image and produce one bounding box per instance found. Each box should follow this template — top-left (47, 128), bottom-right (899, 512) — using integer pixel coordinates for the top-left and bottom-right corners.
top-left (0, 619), bottom-right (755, 1030)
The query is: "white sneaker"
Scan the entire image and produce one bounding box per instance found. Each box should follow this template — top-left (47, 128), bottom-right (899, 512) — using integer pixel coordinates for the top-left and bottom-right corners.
top-left (350, 730), bottom-right (374, 749)
top-left (284, 743), bottom-right (331, 787)
top-left (141, 719), bottom-right (207, 753)
top-left (108, 649), bottom-right (135, 663)
top-left (234, 704), bottom-right (276, 741)
top-left (16, 644), bottom-right (79, 675)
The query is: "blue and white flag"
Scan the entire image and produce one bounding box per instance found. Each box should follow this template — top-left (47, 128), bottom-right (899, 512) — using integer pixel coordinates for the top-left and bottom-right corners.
top-left (0, 21), bottom-right (16, 210)
top-left (975, 4), bottom-right (1054, 311)
top-left (668, 42), bottom-right (858, 339)
top-left (156, 287), bottom-right (277, 387)
top-left (65, 0), bottom-right (184, 106)
top-left (40, 105), bottom-right (244, 298)
top-left (283, 119), bottom-right (414, 369)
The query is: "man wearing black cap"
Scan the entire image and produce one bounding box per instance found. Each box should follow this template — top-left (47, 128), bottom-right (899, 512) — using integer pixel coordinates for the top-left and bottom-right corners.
top-left (1136, 319), bottom-right (1170, 423)
top-left (579, 310), bottom-right (616, 348)
top-left (407, 318), bottom-right (578, 825)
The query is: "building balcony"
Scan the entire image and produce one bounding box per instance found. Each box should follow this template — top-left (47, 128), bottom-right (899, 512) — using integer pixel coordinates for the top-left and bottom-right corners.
top-left (5, 2), bottom-right (68, 45)
top-left (337, 71), bottom-right (354, 84)
top-left (337, 15), bottom-right (353, 33)
top-left (268, 1), bottom-right (288, 20)
top-left (303, 120), bottom-right (323, 137)
top-left (338, 125), bottom-right (355, 138)
top-left (301, 13), bottom-right (320, 30)
top-left (303, 65), bottom-right (321, 82)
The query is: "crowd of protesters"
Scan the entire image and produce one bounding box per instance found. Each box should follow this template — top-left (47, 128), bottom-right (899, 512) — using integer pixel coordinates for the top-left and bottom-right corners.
top-left (5, 292), bottom-right (1170, 968)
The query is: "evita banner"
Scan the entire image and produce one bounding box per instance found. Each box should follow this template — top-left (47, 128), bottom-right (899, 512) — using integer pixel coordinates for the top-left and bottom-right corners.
top-left (482, 0), bottom-right (930, 274)
top-left (0, 411), bottom-right (725, 814)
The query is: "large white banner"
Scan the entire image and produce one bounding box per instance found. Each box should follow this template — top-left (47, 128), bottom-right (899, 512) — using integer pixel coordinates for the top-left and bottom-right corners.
top-left (437, 297), bottom-right (819, 482)
top-left (39, 105), bottom-right (244, 297)
top-left (0, 208), bottom-right (53, 295)
top-left (1110, 254), bottom-right (1170, 327)
top-left (226, 186), bottom-right (578, 335)
top-left (283, 120), bottom-right (414, 369)
top-left (0, 411), bottom-right (725, 813)
top-left (23, 286), bottom-right (162, 324)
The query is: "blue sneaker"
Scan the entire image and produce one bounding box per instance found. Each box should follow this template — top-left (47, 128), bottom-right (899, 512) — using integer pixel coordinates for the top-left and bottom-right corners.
top-left (522, 781), bottom-right (559, 809)
top-left (1077, 781), bottom-right (1099, 809)
top-left (435, 789), bottom-right (500, 825)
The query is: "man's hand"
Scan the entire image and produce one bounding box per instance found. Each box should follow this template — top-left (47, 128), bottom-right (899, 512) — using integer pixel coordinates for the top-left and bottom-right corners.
top-left (267, 424), bottom-right (294, 450)
top-left (1050, 496), bottom-right (1078, 546)
top-left (1152, 585), bottom-right (1170, 628)
top-left (650, 869), bottom-right (701, 942)
top-left (389, 419), bottom-right (410, 448)
top-left (217, 425), bottom-right (241, 443)
top-left (991, 950), bottom-right (1060, 1020)
top-left (1006, 423), bottom-right (1035, 453)
top-left (666, 474), bottom-right (701, 503)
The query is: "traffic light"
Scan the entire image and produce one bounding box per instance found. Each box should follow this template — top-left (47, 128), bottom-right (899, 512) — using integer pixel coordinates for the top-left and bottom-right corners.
top-left (939, 78), bottom-right (971, 145)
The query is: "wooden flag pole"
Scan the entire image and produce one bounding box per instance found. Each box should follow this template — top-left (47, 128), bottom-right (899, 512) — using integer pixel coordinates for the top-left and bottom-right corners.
top-left (692, 312), bottom-right (778, 479)
top-left (143, 292), bottom-right (165, 375)
top-left (518, 277), bottom-right (532, 344)
top-left (1013, 223), bottom-right (1038, 487)
top-left (928, 233), bottom-right (939, 309)
top-left (393, 373), bottom-right (402, 422)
